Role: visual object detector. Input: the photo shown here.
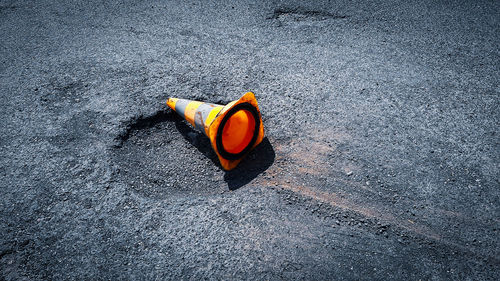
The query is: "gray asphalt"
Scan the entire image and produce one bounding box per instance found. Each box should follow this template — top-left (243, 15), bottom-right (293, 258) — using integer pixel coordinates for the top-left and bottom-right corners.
top-left (1, 0), bottom-right (499, 280)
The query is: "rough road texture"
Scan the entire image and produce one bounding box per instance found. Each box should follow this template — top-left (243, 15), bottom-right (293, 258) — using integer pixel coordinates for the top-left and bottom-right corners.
top-left (1, 0), bottom-right (499, 280)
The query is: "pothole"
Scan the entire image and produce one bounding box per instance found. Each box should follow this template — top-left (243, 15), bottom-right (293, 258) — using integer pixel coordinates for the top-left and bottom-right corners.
top-left (111, 109), bottom-right (275, 198)
top-left (112, 110), bottom-right (226, 198)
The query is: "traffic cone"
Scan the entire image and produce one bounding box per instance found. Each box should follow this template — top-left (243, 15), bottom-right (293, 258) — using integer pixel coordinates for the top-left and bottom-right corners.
top-left (166, 92), bottom-right (265, 170)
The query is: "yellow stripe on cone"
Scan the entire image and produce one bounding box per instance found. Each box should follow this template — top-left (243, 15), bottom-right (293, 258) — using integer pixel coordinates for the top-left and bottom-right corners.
top-left (166, 92), bottom-right (265, 170)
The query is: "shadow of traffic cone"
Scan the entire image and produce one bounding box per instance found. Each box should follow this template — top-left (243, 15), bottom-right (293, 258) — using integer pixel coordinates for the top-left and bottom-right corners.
top-left (166, 92), bottom-right (265, 171)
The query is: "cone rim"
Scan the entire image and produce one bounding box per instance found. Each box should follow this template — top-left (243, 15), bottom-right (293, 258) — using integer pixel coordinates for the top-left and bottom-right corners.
top-left (204, 92), bottom-right (265, 170)
top-left (215, 102), bottom-right (261, 160)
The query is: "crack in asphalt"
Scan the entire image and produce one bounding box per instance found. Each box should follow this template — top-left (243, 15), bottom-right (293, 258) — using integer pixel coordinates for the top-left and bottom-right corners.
top-left (269, 7), bottom-right (348, 21)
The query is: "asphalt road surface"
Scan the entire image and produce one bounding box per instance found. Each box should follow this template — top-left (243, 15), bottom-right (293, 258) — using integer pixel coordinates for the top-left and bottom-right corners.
top-left (1, 0), bottom-right (499, 280)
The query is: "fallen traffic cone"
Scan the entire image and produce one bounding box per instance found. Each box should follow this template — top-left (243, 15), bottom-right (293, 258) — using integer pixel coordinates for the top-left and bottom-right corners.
top-left (166, 92), bottom-right (265, 171)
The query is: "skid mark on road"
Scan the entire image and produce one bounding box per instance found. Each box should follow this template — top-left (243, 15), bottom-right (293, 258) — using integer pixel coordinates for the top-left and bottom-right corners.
top-left (254, 133), bottom-right (499, 262)
top-left (260, 177), bottom-right (441, 242)
top-left (258, 131), bottom-right (443, 242)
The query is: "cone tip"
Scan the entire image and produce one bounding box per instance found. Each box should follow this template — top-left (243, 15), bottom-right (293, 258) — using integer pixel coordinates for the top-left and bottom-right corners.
top-left (166, 97), bottom-right (178, 110)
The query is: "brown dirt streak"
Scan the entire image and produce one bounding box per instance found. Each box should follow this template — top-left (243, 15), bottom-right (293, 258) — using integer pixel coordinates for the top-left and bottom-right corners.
top-left (267, 136), bottom-right (443, 240)
top-left (258, 175), bottom-right (442, 242)
top-left (261, 136), bottom-right (494, 258)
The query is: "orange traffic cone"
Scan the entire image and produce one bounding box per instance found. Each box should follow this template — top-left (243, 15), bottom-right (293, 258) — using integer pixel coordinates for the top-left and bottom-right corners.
top-left (166, 92), bottom-right (265, 170)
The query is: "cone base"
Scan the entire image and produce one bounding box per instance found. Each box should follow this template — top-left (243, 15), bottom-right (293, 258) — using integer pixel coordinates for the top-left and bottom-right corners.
top-left (207, 92), bottom-right (265, 170)
top-left (221, 109), bottom-right (256, 154)
top-left (215, 102), bottom-right (260, 161)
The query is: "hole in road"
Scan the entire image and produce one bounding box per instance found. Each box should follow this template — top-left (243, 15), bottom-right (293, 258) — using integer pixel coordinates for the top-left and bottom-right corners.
top-left (112, 110), bottom-right (226, 198)
top-left (111, 109), bottom-right (276, 198)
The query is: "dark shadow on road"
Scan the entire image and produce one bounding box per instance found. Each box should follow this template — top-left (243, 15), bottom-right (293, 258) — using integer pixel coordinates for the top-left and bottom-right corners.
top-left (223, 137), bottom-right (275, 190)
top-left (175, 120), bottom-right (275, 190)
top-left (175, 118), bottom-right (221, 166)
